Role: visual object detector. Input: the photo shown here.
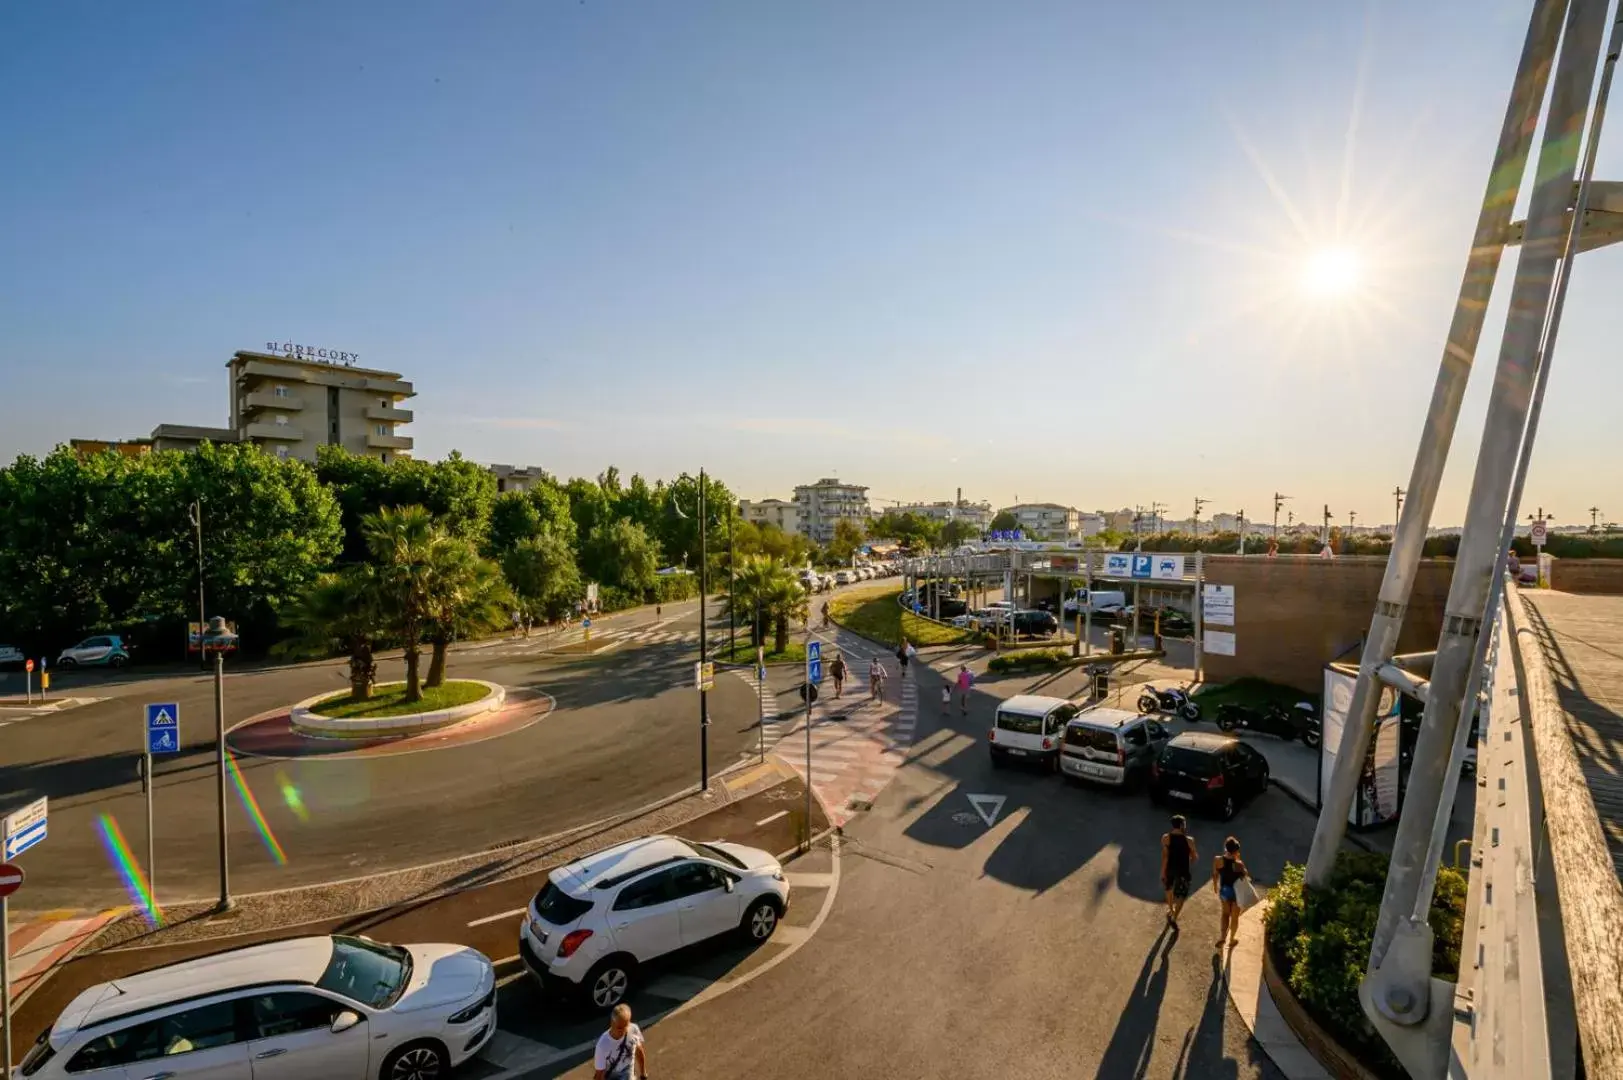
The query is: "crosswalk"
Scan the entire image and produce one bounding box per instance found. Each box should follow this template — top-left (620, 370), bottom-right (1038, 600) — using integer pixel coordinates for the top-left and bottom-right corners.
top-left (774, 631), bottom-right (920, 827)
top-left (6, 910), bottom-right (122, 1009)
top-left (479, 621), bottom-right (703, 657)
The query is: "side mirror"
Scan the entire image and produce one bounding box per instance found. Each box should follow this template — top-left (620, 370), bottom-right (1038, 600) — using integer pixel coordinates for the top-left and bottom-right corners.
top-left (723, 877), bottom-right (735, 893)
top-left (331, 1010), bottom-right (362, 1034)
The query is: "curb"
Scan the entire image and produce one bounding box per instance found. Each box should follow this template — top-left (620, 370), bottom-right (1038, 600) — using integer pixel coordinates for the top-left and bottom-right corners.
top-left (1268, 777), bottom-right (1377, 854)
top-left (1226, 901), bottom-right (1334, 1080)
top-left (289, 680), bottom-right (505, 737)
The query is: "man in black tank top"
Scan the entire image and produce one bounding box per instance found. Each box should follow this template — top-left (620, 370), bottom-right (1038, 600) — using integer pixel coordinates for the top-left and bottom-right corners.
top-left (1160, 815), bottom-right (1197, 928)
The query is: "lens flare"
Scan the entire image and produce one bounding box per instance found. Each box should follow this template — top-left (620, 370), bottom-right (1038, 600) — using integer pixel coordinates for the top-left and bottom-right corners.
top-left (95, 814), bottom-right (163, 928)
top-left (226, 752), bottom-right (287, 866)
top-left (275, 769), bottom-right (309, 823)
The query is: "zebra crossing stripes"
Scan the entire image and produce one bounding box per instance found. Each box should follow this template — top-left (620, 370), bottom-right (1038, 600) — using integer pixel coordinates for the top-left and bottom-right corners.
top-left (781, 662), bottom-right (919, 827)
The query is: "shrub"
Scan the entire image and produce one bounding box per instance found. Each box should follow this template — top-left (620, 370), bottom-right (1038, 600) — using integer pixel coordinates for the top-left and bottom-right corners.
top-left (987, 648), bottom-right (1069, 673)
top-left (1264, 853), bottom-right (1468, 1079)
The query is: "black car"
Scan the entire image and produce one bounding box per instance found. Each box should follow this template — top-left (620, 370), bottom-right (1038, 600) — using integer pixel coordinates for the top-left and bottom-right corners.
top-left (1149, 731), bottom-right (1270, 820)
top-left (1010, 610), bottom-right (1059, 639)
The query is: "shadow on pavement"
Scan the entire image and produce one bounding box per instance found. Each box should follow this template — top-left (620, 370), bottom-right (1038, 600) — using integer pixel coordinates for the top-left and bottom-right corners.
top-left (1093, 925), bottom-right (1176, 1079)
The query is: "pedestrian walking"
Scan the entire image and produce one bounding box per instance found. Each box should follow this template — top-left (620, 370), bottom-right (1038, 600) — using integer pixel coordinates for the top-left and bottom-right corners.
top-left (830, 653), bottom-right (848, 698)
top-left (821, 600), bottom-right (830, 629)
top-left (1160, 814), bottom-right (1196, 930)
top-left (868, 657), bottom-right (887, 702)
top-left (956, 664), bottom-right (974, 714)
top-left (1213, 836), bottom-right (1249, 949)
top-left (594, 1003), bottom-right (647, 1080)
top-left (656, 603), bottom-right (662, 620)
top-left (896, 638), bottom-right (911, 673)
top-left (940, 681), bottom-right (952, 715)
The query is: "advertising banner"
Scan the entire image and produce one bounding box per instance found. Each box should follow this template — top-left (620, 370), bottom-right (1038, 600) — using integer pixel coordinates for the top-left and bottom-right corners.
top-left (1103, 553), bottom-right (1133, 578)
top-left (1150, 554), bottom-right (1186, 581)
top-left (1202, 584), bottom-right (1235, 627)
top-left (1319, 666), bottom-right (1356, 811)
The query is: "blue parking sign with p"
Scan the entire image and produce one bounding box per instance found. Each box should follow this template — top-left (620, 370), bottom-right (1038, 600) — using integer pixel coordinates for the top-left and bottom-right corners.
top-left (146, 702), bottom-right (179, 755)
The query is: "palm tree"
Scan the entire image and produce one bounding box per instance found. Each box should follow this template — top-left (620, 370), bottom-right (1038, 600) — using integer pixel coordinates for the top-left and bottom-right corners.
top-left (763, 573), bottom-right (808, 653)
top-left (423, 538), bottom-right (512, 688)
top-left (363, 504), bottom-right (438, 702)
top-left (278, 565), bottom-right (383, 700)
top-left (724, 555), bottom-right (807, 654)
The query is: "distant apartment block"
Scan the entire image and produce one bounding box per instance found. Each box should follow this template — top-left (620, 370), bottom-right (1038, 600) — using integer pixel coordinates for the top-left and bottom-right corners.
top-left (488, 464), bottom-right (549, 493)
top-left (794, 478), bottom-right (871, 543)
top-left (739, 498), bottom-right (802, 535)
top-left (1000, 503), bottom-right (1080, 542)
top-left (891, 499), bottom-right (993, 531)
top-left (73, 348), bottom-right (415, 464)
top-left (1078, 512), bottom-right (1106, 536)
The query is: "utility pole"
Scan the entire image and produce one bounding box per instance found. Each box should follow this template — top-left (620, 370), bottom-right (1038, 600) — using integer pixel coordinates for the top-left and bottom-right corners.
top-left (1150, 501), bottom-right (1166, 535)
top-left (1273, 493), bottom-right (1290, 542)
top-left (1590, 505), bottom-right (1602, 532)
top-left (1133, 506), bottom-right (1144, 550)
top-left (1192, 496), bottom-right (1207, 538)
top-left (727, 506), bottom-right (736, 660)
top-left (1349, 510), bottom-right (1357, 530)
top-left (1393, 487), bottom-right (1405, 533)
top-left (671, 474), bottom-right (712, 792)
top-left (213, 649), bottom-right (230, 911)
top-left (189, 501), bottom-right (206, 670)
top-left (1321, 504), bottom-right (1333, 548)
top-left (1237, 510), bottom-right (1246, 556)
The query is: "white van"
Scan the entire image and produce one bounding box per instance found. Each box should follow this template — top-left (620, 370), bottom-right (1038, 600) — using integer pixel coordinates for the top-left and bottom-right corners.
top-left (1061, 589), bottom-right (1127, 617)
top-left (989, 694), bottom-right (1081, 771)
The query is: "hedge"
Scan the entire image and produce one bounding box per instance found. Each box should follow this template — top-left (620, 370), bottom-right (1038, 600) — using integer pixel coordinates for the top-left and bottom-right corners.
top-left (1265, 852), bottom-right (1466, 1079)
top-left (987, 648), bottom-right (1070, 673)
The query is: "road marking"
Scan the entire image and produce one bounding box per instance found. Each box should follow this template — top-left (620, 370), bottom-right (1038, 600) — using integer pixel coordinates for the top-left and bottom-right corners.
top-left (771, 923), bottom-right (811, 947)
top-left (785, 871), bottom-right (833, 889)
top-left (755, 809), bottom-right (789, 826)
top-left (481, 1030), bottom-right (568, 1070)
top-left (467, 907), bottom-right (528, 928)
top-left (966, 792), bottom-right (1007, 827)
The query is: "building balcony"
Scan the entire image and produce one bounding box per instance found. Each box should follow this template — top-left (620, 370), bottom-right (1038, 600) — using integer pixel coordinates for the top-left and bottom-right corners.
top-left (243, 422), bottom-right (304, 442)
top-left (366, 404), bottom-right (414, 423)
top-left (367, 432), bottom-right (414, 451)
top-left (244, 390), bottom-right (304, 412)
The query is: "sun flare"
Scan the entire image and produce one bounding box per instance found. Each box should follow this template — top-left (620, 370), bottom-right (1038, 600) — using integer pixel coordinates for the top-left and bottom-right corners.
top-left (1301, 247), bottom-right (1362, 297)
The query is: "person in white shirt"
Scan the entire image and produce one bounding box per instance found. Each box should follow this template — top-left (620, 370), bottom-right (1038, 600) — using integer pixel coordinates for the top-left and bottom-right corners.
top-left (594, 1004), bottom-right (648, 1080)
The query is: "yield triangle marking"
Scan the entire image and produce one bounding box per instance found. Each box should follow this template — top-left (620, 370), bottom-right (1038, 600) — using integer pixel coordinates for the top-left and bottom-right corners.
top-left (966, 793), bottom-right (1006, 828)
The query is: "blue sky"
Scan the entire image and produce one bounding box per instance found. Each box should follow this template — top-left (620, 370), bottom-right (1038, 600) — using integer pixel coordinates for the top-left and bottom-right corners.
top-left (2, 1), bottom-right (1616, 526)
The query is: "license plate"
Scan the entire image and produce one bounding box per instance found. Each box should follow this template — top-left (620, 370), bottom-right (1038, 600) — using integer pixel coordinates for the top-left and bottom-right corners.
top-left (1168, 790), bottom-right (1194, 801)
top-left (1004, 747), bottom-right (1026, 756)
top-left (1083, 765), bottom-right (1108, 778)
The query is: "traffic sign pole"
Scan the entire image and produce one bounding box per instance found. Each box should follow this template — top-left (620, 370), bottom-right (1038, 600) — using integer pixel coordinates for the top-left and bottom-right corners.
top-left (144, 746), bottom-right (155, 908)
top-left (2, 819), bottom-right (11, 1080)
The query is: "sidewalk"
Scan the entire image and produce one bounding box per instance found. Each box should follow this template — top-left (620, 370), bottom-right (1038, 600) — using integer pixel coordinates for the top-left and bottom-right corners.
top-left (5, 910), bottom-right (122, 1011)
top-left (1226, 901), bottom-right (1331, 1080)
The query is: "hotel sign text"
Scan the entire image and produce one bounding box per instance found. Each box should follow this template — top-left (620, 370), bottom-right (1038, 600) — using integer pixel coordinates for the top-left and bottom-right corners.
top-left (265, 341), bottom-right (360, 366)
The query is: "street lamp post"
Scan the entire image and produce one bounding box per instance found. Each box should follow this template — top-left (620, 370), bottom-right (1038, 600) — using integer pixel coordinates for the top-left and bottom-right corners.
top-left (188, 501), bottom-right (232, 912)
top-left (727, 507), bottom-right (736, 661)
top-left (672, 472), bottom-right (712, 792)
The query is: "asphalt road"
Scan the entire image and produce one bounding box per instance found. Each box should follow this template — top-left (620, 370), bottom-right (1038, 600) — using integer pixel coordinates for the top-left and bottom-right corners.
top-left (550, 660), bottom-right (1306, 1080)
top-left (0, 601), bottom-right (766, 913)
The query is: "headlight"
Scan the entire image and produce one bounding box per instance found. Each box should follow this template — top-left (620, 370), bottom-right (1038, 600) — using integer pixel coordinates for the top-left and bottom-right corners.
top-left (448, 990), bottom-right (494, 1025)
top-left (772, 870), bottom-right (785, 882)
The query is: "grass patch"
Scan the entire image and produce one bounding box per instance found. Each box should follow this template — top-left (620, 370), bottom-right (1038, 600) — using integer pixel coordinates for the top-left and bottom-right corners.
top-left (1193, 676), bottom-right (1315, 711)
top-left (713, 640), bottom-right (808, 665)
top-left (987, 648), bottom-right (1071, 673)
top-left (828, 585), bottom-right (972, 648)
top-left (309, 680), bottom-right (491, 719)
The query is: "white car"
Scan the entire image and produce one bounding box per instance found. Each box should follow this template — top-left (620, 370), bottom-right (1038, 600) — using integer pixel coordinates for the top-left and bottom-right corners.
top-left (20, 935), bottom-right (495, 1080)
top-left (519, 835), bottom-right (789, 1009)
top-left (0, 644), bottom-right (24, 668)
top-left (833, 570), bottom-right (854, 586)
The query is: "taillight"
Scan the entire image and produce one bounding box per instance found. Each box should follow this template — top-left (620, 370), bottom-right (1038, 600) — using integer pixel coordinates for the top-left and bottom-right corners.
top-left (557, 929), bottom-right (593, 959)
top-left (1117, 746), bottom-right (1126, 766)
top-left (987, 728), bottom-right (996, 743)
top-left (1206, 773), bottom-right (1225, 789)
top-left (1041, 737), bottom-right (1052, 750)
top-left (1151, 760), bottom-right (1160, 778)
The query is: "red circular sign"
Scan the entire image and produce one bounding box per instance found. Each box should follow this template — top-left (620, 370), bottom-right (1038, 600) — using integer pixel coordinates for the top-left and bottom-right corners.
top-left (0, 862), bottom-right (24, 898)
top-left (24, 659), bottom-right (34, 673)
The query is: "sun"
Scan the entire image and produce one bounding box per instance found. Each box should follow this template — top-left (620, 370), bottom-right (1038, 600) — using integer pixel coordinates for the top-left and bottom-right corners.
top-left (1301, 247), bottom-right (1362, 297)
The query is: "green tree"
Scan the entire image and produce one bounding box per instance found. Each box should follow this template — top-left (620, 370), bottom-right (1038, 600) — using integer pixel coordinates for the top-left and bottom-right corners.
top-left (870, 511), bottom-right (942, 550)
top-left (502, 531), bottom-right (583, 625)
top-left (278, 565), bottom-right (384, 699)
top-left (485, 482), bottom-right (575, 556)
top-left (614, 474), bottom-right (665, 534)
top-left (317, 448), bottom-right (496, 561)
top-left (658, 472), bottom-right (735, 571)
top-left (363, 504), bottom-right (438, 702)
top-left (564, 477), bottom-right (614, 542)
top-left (725, 555), bottom-right (807, 651)
top-left (940, 519), bottom-right (978, 548)
top-left (828, 518), bottom-right (866, 562)
top-left (422, 539), bottom-right (511, 687)
top-left (583, 518), bottom-right (661, 598)
top-left (988, 509), bottom-right (1018, 533)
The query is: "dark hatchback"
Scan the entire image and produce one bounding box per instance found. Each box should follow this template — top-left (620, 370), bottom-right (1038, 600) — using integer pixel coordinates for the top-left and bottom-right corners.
top-left (1149, 732), bottom-right (1270, 820)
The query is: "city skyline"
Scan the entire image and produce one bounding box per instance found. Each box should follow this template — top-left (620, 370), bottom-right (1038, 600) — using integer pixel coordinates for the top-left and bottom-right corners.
top-left (3, 2), bottom-right (1619, 524)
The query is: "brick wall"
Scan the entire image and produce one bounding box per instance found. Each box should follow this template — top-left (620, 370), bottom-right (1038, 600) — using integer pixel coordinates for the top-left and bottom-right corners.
top-left (1550, 558), bottom-right (1623, 596)
top-left (1200, 555), bottom-right (1455, 692)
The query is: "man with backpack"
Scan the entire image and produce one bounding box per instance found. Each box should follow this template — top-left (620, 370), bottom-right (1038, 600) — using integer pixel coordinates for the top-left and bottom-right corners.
top-left (594, 1004), bottom-right (648, 1080)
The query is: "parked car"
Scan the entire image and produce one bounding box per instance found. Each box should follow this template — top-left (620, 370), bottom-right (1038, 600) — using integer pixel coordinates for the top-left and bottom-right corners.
top-left (833, 570), bottom-right (854, 586)
top-left (980, 601), bottom-right (1016, 624)
top-left (1060, 708), bottom-right (1171, 788)
top-left (936, 597), bottom-right (969, 620)
top-left (988, 694), bottom-right (1080, 772)
top-left (1149, 731), bottom-right (1271, 820)
top-left (56, 634), bottom-right (130, 669)
top-left (0, 644), bottom-right (25, 669)
top-left (19, 934), bottom-right (496, 1080)
top-left (1010, 610), bottom-right (1059, 639)
top-left (519, 834), bottom-right (789, 1009)
top-left (1062, 589), bottom-right (1128, 618)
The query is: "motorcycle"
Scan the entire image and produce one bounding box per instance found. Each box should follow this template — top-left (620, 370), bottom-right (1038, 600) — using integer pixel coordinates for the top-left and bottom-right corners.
top-left (1215, 700), bottom-right (1322, 747)
top-left (1137, 684), bottom-right (1200, 721)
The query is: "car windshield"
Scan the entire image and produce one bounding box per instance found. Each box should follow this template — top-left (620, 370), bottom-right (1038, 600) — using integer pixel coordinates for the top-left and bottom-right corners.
top-left (316, 936), bottom-right (411, 1009)
top-left (996, 710), bottom-right (1044, 735)
top-left (679, 839), bottom-right (746, 868)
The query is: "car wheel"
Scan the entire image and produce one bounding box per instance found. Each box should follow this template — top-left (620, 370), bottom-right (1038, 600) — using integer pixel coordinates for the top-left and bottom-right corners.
top-left (584, 956), bottom-right (635, 1009)
top-left (108, 654), bottom-right (127, 669)
top-left (742, 897), bottom-right (780, 943)
top-left (58, 657), bottom-right (77, 668)
top-left (381, 1040), bottom-right (448, 1080)
top-left (1219, 796), bottom-right (1236, 821)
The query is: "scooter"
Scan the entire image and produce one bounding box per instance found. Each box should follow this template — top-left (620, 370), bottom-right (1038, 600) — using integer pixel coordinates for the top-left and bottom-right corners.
top-left (1137, 684), bottom-right (1200, 721)
top-left (1215, 700), bottom-right (1321, 747)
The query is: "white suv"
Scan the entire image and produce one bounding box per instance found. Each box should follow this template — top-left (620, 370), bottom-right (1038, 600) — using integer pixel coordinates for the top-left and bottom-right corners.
top-left (519, 835), bottom-right (790, 1009)
top-left (19, 935), bottom-right (495, 1080)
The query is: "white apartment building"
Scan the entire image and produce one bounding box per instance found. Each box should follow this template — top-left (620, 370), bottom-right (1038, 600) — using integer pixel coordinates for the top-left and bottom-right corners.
top-left (1078, 512), bottom-right (1107, 537)
top-left (793, 478), bottom-right (871, 543)
top-left (739, 498), bottom-right (802, 535)
top-left (891, 499), bottom-right (994, 531)
top-left (1000, 503), bottom-right (1081, 542)
top-left (488, 464), bottom-right (549, 493)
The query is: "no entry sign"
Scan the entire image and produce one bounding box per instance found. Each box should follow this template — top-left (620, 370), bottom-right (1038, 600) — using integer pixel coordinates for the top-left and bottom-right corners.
top-left (0, 861), bottom-right (23, 898)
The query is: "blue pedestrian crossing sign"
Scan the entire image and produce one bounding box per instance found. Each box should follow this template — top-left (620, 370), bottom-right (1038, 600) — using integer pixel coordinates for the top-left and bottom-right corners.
top-left (145, 702), bottom-right (180, 755)
top-left (807, 640), bottom-right (823, 684)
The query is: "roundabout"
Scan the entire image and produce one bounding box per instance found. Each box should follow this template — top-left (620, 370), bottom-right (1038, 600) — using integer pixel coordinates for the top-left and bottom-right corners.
top-left (228, 684), bottom-right (551, 759)
top-left (289, 679), bottom-right (507, 739)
